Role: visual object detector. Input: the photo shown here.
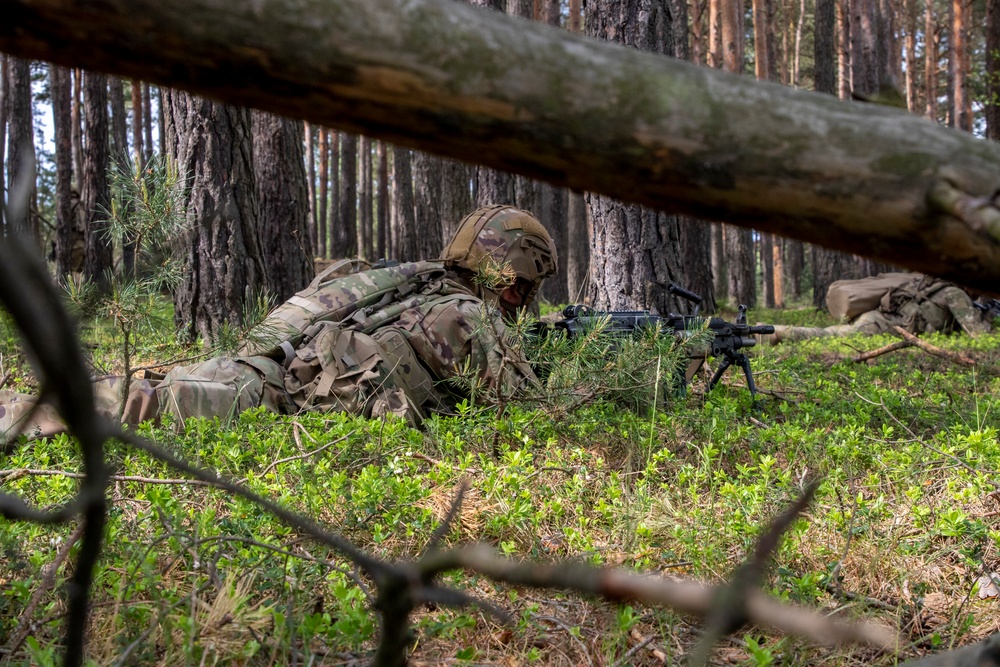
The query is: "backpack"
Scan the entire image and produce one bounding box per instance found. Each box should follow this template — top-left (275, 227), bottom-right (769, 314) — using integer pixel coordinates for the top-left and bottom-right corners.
top-left (240, 259), bottom-right (447, 357)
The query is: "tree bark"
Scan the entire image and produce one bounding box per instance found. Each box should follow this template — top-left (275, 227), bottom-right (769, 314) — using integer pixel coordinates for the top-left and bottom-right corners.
top-left (130, 78), bottom-right (143, 167)
top-left (359, 135), bottom-right (374, 260)
top-left (925, 0), bottom-right (937, 120)
top-left (412, 151), bottom-right (443, 260)
top-left (988, 0), bottom-right (999, 142)
top-left (142, 83), bottom-right (153, 164)
top-left (7, 57), bottom-right (39, 244)
top-left (304, 121), bottom-right (317, 254)
top-left (333, 132), bottom-right (357, 258)
top-left (377, 141), bottom-right (389, 259)
top-left (252, 110), bottom-right (314, 302)
top-left (949, 0), bottom-right (969, 131)
top-left (586, 0), bottom-right (687, 314)
top-left (439, 158), bottom-right (473, 251)
top-left (71, 68), bottom-right (84, 192)
top-left (317, 127), bottom-right (329, 258)
top-left (165, 90), bottom-right (269, 343)
top-left (109, 75), bottom-right (134, 276)
top-left (82, 70), bottom-right (111, 289)
top-left (5, 0), bottom-right (1000, 291)
top-left (391, 145), bottom-right (418, 262)
top-left (51, 65), bottom-right (75, 277)
top-left (0, 55), bottom-right (7, 237)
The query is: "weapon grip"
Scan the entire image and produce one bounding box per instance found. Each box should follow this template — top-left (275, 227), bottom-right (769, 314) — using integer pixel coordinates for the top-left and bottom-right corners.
top-left (668, 283), bottom-right (703, 305)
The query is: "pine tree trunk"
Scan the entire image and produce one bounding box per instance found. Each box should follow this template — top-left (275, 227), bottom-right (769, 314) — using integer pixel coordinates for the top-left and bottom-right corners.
top-left (787, 239), bottom-right (804, 299)
top-left (565, 192), bottom-right (589, 303)
top-left (318, 128), bottom-right (328, 258)
top-left (988, 0), bottom-right (1000, 142)
top-left (838, 0), bottom-right (852, 99)
top-left (412, 151), bottom-right (443, 260)
top-left (72, 68), bottom-right (84, 192)
top-left (109, 76), bottom-right (135, 276)
top-left (391, 145), bottom-right (418, 262)
top-left (950, 0), bottom-right (969, 130)
top-left (253, 111), bottom-right (313, 302)
top-left (377, 141), bottom-right (389, 259)
top-left (586, 0), bottom-right (687, 314)
top-left (142, 83), bottom-right (153, 164)
top-left (0, 55), bottom-right (7, 237)
top-left (439, 158), bottom-right (473, 251)
top-left (165, 90), bottom-right (269, 343)
top-left (333, 132), bottom-right (357, 258)
top-left (359, 136), bottom-right (374, 260)
top-left (51, 65), bottom-right (75, 277)
top-left (304, 121), bottom-right (317, 254)
top-left (131, 79), bottom-right (143, 167)
top-left (925, 0), bottom-right (937, 119)
top-left (7, 57), bottom-right (37, 244)
top-left (330, 131), bottom-right (339, 256)
top-left (903, 0), bottom-right (916, 111)
top-left (83, 70), bottom-right (111, 288)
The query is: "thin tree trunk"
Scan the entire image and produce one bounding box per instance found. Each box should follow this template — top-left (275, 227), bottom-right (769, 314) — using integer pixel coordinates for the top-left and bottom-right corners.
top-left (130, 79), bottom-right (143, 167)
top-left (142, 83), bottom-right (153, 164)
top-left (318, 127), bottom-right (328, 258)
top-left (987, 0), bottom-right (999, 141)
top-left (377, 140), bottom-right (389, 259)
top-left (52, 65), bottom-right (75, 277)
top-left (334, 132), bottom-right (357, 258)
top-left (691, 0), bottom-right (706, 64)
top-left (903, 0), bottom-right (916, 111)
top-left (304, 121), bottom-right (317, 253)
top-left (793, 0), bottom-right (806, 86)
top-left (109, 76), bottom-right (134, 275)
top-left (8, 58), bottom-right (38, 241)
top-left (82, 70), bottom-right (111, 290)
top-left (925, 0), bottom-right (937, 120)
top-left (71, 68), bottom-right (84, 192)
top-left (838, 0), bottom-right (852, 98)
top-left (156, 87), bottom-right (164, 160)
top-left (0, 55), bottom-right (7, 236)
top-left (329, 131), bottom-right (339, 257)
top-left (359, 135), bottom-right (373, 260)
top-left (569, 0), bottom-right (582, 32)
top-left (950, 0), bottom-right (969, 130)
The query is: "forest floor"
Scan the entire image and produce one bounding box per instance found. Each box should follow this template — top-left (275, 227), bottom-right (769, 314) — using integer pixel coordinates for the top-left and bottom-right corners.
top-left (2, 305), bottom-right (1000, 666)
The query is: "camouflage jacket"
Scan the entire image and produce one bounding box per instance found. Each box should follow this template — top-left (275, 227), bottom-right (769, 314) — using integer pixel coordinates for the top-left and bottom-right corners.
top-left (0, 264), bottom-right (536, 439)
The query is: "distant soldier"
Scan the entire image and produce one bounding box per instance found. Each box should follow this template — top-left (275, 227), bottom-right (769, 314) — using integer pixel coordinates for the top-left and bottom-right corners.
top-left (765, 273), bottom-right (991, 344)
top-left (0, 205), bottom-right (558, 438)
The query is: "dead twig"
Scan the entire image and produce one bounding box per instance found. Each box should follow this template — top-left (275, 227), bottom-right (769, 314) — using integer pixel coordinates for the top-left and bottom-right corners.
top-left (893, 327), bottom-right (976, 367)
top-left (853, 339), bottom-right (914, 363)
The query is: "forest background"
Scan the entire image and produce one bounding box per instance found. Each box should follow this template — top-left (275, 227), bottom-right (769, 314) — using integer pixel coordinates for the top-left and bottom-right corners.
top-left (2, 0), bottom-right (1000, 665)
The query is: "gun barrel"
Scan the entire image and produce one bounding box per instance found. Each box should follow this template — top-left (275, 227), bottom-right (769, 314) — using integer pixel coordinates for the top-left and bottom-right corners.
top-left (748, 324), bottom-right (775, 335)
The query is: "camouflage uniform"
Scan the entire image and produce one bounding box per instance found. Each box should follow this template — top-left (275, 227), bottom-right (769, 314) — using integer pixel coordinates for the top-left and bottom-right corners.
top-left (767, 275), bottom-right (990, 344)
top-left (0, 205), bottom-right (556, 438)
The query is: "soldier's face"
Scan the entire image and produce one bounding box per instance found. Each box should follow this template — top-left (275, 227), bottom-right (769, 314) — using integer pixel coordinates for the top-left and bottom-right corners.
top-left (498, 278), bottom-right (534, 318)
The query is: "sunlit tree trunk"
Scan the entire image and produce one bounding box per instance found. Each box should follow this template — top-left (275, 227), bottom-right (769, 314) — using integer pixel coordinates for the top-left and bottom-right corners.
top-left (988, 0), bottom-right (1000, 141)
top-left (838, 0), bottom-right (852, 98)
top-left (925, 0), bottom-right (938, 119)
top-left (949, 0), bottom-right (970, 130)
top-left (903, 0), bottom-right (917, 111)
top-left (7, 58), bottom-right (37, 244)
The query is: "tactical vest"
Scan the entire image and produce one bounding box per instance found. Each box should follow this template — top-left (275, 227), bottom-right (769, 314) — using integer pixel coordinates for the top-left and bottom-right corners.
top-left (240, 259), bottom-right (448, 359)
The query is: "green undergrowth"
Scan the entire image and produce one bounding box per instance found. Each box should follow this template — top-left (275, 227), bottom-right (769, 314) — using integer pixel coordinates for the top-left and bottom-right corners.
top-left (3, 328), bottom-right (1000, 666)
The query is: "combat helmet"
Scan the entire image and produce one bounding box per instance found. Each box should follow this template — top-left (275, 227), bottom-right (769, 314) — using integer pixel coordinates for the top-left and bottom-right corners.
top-left (440, 205), bottom-right (558, 306)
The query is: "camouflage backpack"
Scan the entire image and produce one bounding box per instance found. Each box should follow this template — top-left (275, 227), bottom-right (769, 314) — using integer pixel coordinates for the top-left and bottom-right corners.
top-left (240, 258), bottom-right (448, 358)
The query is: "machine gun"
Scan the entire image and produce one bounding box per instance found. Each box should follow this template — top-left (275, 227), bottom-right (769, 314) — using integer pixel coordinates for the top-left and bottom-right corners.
top-left (551, 284), bottom-right (775, 395)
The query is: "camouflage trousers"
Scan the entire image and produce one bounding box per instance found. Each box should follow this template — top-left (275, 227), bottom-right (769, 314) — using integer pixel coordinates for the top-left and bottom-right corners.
top-left (0, 323), bottom-right (439, 441)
